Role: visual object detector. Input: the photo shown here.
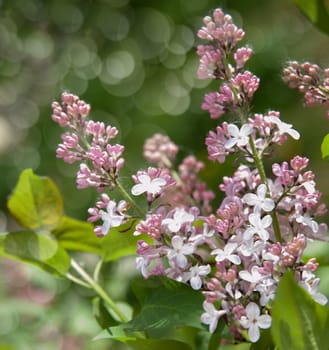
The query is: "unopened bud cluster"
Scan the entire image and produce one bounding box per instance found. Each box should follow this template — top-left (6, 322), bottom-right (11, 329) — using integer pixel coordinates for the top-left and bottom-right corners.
top-left (283, 61), bottom-right (329, 118)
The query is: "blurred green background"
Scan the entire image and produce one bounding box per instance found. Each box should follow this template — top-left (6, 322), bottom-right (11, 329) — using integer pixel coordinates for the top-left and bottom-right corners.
top-left (1, 0), bottom-right (329, 349)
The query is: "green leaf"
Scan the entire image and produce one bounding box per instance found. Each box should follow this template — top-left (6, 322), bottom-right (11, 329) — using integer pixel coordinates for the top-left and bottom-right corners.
top-left (124, 338), bottom-right (193, 350)
top-left (52, 216), bottom-right (102, 255)
top-left (321, 133), bottom-right (329, 160)
top-left (250, 329), bottom-right (275, 350)
top-left (94, 327), bottom-right (193, 350)
top-left (220, 344), bottom-right (251, 350)
top-left (7, 169), bottom-right (64, 231)
top-left (0, 231), bottom-right (70, 276)
top-left (126, 277), bottom-right (204, 338)
top-left (93, 297), bottom-right (119, 329)
top-left (271, 271), bottom-right (329, 350)
top-left (295, 0), bottom-right (329, 35)
top-left (100, 220), bottom-right (149, 262)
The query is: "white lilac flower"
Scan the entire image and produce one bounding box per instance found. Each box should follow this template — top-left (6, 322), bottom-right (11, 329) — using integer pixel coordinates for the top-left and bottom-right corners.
top-left (244, 213), bottom-right (272, 241)
top-left (99, 200), bottom-right (126, 235)
top-left (239, 238), bottom-right (265, 263)
top-left (190, 223), bottom-right (215, 244)
top-left (183, 264), bottom-right (211, 290)
top-left (301, 179), bottom-right (316, 194)
top-left (211, 242), bottom-right (241, 265)
top-left (265, 115), bottom-right (300, 140)
top-left (225, 283), bottom-right (242, 300)
top-left (239, 302), bottom-right (272, 342)
top-left (225, 123), bottom-right (252, 149)
top-left (300, 271), bottom-right (328, 305)
top-left (162, 208), bottom-right (195, 233)
top-left (295, 212), bottom-right (319, 233)
top-left (239, 265), bottom-right (266, 284)
top-left (242, 184), bottom-right (275, 213)
top-left (136, 256), bottom-right (150, 278)
top-left (201, 301), bottom-right (227, 333)
top-left (255, 278), bottom-right (277, 306)
top-left (167, 235), bottom-right (194, 268)
top-left (131, 174), bottom-right (166, 196)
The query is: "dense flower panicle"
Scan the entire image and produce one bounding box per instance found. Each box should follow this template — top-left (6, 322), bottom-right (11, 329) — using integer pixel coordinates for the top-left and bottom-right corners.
top-left (283, 61), bottom-right (329, 117)
top-left (52, 92), bottom-right (125, 191)
top-left (177, 156), bottom-right (215, 213)
top-left (205, 123), bottom-right (230, 163)
top-left (143, 133), bottom-right (179, 167)
top-left (197, 45), bottom-right (225, 79)
top-left (234, 47), bottom-right (253, 70)
top-left (231, 71), bottom-right (260, 101)
top-left (50, 7), bottom-right (329, 346)
top-left (197, 8), bottom-right (245, 51)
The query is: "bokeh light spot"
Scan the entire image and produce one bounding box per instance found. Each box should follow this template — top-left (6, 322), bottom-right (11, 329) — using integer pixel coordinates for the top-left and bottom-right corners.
top-left (11, 99), bottom-right (40, 129)
top-left (24, 31), bottom-right (54, 60)
top-left (105, 51), bottom-right (135, 80)
top-left (97, 9), bottom-right (130, 41)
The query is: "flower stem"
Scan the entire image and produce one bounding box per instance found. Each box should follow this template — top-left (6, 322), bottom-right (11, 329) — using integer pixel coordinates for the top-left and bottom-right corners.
top-left (249, 136), bottom-right (282, 243)
top-left (70, 258), bottom-right (129, 323)
top-left (116, 180), bottom-right (145, 217)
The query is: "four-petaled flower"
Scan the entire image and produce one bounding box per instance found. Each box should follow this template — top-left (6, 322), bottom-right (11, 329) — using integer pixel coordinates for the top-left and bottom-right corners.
top-left (167, 235), bottom-right (194, 268)
top-left (183, 264), bottom-right (211, 290)
top-left (225, 123), bottom-right (253, 149)
top-left (211, 242), bottom-right (241, 265)
top-left (242, 184), bottom-right (275, 213)
top-left (201, 301), bottom-right (227, 333)
top-left (244, 213), bottom-right (272, 241)
top-left (239, 265), bottom-right (266, 284)
top-left (131, 174), bottom-right (166, 196)
top-left (265, 115), bottom-right (300, 140)
top-left (239, 302), bottom-right (272, 342)
top-left (99, 200), bottom-right (126, 235)
top-left (162, 208), bottom-right (195, 233)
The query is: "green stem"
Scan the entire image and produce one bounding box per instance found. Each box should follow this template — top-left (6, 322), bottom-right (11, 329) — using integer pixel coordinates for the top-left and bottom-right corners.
top-left (66, 272), bottom-right (92, 288)
top-left (70, 258), bottom-right (129, 323)
top-left (116, 180), bottom-right (145, 217)
top-left (249, 136), bottom-right (282, 243)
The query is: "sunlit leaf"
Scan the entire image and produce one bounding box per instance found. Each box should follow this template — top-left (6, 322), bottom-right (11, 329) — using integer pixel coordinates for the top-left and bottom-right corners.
top-left (271, 271), bottom-right (329, 350)
top-left (321, 133), bottom-right (329, 160)
top-left (52, 216), bottom-right (102, 255)
top-left (7, 169), bottom-right (64, 231)
top-left (295, 0), bottom-right (329, 35)
top-left (126, 277), bottom-right (204, 338)
top-left (0, 231), bottom-right (70, 276)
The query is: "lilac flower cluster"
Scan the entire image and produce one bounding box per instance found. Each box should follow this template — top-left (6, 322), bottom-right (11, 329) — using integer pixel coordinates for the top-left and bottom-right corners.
top-left (283, 61), bottom-right (329, 118)
top-left (51, 8), bottom-right (329, 344)
top-left (51, 93), bottom-right (125, 191)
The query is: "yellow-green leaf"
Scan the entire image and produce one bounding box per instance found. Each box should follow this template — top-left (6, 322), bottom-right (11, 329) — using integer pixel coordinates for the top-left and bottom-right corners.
top-left (0, 231), bottom-right (70, 276)
top-left (7, 169), bottom-right (64, 231)
top-left (52, 216), bottom-right (102, 255)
